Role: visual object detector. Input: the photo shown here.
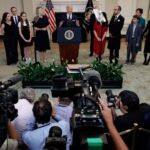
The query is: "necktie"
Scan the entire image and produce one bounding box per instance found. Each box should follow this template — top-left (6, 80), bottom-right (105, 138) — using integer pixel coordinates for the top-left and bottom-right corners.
top-left (15, 16), bottom-right (18, 24)
top-left (114, 16), bottom-right (117, 22)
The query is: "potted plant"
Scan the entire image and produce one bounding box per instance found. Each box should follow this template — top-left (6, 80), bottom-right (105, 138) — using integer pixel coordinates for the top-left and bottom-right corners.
top-left (91, 60), bottom-right (124, 88)
top-left (18, 61), bottom-right (65, 88)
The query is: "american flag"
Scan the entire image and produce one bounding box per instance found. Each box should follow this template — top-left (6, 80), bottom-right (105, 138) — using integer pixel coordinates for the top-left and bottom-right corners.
top-left (44, 0), bottom-right (56, 33)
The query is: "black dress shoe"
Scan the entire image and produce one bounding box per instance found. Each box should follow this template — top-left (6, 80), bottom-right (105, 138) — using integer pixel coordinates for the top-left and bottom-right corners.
top-left (143, 60), bottom-right (147, 65)
top-left (147, 56), bottom-right (150, 65)
top-left (89, 53), bottom-right (93, 57)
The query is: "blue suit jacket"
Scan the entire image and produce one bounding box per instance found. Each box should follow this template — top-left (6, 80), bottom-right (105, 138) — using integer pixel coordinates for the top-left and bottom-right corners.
top-left (126, 23), bottom-right (142, 44)
top-left (60, 13), bottom-right (78, 27)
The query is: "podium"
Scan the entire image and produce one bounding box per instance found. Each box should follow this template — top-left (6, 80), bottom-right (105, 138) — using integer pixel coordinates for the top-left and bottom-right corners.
top-left (57, 27), bottom-right (81, 64)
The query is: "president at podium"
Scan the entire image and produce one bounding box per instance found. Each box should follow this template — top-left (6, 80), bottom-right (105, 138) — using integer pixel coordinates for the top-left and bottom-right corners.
top-left (58, 5), bottom-right (81, 64)
top-left (59, 5), bottom-right (80, 27)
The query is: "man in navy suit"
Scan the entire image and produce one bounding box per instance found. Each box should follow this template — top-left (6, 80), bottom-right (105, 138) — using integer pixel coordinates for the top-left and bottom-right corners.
top-left (59, 5), bottom-right (80, 27)
top-left (108, 6), bottom-right (124, 64)
top-left (10, 7), bottom-right (24, 62)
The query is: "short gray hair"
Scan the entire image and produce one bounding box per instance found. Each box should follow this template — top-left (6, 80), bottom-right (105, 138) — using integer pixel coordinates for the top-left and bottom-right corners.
top-left (20, 88), bottom-right (35, 103)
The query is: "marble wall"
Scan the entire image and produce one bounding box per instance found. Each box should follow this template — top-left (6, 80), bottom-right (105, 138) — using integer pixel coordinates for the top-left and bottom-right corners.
top-left (0, 0), bottom-right (149, 31)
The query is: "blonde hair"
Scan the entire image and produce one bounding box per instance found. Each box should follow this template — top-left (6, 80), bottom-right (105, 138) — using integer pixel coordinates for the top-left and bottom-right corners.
top-left (34, 6), bottom-right (42, 23)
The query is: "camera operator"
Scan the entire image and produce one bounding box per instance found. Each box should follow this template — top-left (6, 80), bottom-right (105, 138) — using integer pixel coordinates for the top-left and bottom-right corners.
top-left (22, 100), bottom-right (71, 150)
top-left (99, 100), bottom-right (129, 150)
top-left (0, 120), bottom-right (19, 150)
top-left (114, 90), bottom-right (150, 132)
top-left (12, 88), bottom-right (36, 143)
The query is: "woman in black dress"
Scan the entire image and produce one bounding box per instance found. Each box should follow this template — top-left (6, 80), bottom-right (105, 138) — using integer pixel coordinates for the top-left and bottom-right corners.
top-left (33, 7), bottom-right (50, 62)
top-left (143, 20), bottom-right (150, 65)
top-left (18, 12), bottom-right (33, 64)
top-left (1, 12), bottom-right (15, 65)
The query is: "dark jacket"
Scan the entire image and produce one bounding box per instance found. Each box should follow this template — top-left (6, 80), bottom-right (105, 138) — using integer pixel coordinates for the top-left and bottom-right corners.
top-left (109, 14), bottom-right (124, 37)
top-left (143, 20), bottom-right (150, 53)
top-left (114, 103), bottom-right (150, 150)
top-left (60, 13), bottom-right (78, 27)
top-left (11, 15), bottom-right (21, 37)
top-left (107, 14), bottom-right (124, 50)
top-left (126, 23), bottom-right (142, 45)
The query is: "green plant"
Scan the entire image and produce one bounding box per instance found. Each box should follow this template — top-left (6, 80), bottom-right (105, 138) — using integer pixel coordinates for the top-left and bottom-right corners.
top-left (91, 60), bottom-right (124, 80)
top-left (18, 61), bottom-right (65, 82)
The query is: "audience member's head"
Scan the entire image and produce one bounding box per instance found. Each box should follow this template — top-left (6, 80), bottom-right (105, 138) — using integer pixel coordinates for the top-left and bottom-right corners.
top-left (33, 100), bottom-right (52, 124)
top-left (113, 5), bottom-right (122, 15)
top-left (118, 90), bottom-right (140, 113)
top-left (132, 15), bottom-right (140, 24)
top-left (19, 88), bottom-right (35, 103)
top-left (66, 5), bottom-right (73, 14)
top-left (10, 6), bottom-right (17, 16)
top-left (39, 93), bottom-right (49, 101)
top-left (136, 8), bottom-right (143, 17)
top-left (1, 12), bottom-right (10, 24)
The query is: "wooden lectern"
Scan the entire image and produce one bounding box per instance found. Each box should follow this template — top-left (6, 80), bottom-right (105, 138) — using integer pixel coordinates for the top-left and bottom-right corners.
top-left (57, 27), bottom-right (81, 64)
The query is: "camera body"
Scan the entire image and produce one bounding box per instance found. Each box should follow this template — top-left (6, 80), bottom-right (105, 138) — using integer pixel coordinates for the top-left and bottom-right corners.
top-left (44, 126), bottom-right (67, 150)
top-left (0, 75), bottom-right (21, 147)
top-left (105, 90), bottom-right (117, 108)
top-left (51, 70), bottom-right (106, 148)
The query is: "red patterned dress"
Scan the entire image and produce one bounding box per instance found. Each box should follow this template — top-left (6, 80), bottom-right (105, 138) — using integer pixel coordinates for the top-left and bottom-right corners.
top-left (93, 21), bottom-right (108, 56)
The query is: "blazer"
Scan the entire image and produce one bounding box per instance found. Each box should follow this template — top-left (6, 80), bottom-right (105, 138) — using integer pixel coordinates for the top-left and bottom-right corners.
top-left (109, 14), bottom-right (124, 38)
top-left (11, 15), bottom-right (21, 36)
top-left (126, 23), bottom-right (142, 44)
top-left (143, 20), bottom-right (150, 38)
top-left (60, 13), bottom-right (78, 27)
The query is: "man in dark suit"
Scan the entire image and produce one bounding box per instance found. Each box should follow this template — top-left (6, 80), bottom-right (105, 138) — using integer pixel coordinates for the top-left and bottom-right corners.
top-left (59, 5), bottom-right (79, 27)
top-left (10, 7), bottom-right (24, 62)
top-left (108, 6), bottom-right (124, 64)
top-left (89, 11), bottom-right (96, 56)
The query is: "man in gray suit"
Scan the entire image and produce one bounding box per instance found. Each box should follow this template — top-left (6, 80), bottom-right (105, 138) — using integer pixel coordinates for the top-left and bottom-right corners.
top-left (126, 15), bottom-right (142, 64)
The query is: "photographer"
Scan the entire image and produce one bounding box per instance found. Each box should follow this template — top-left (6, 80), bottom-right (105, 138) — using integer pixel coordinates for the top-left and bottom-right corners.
top-left (114, 90), bottom-right (150, 132)
top-left (22, 100), bottom-right (71, 150)
top-left (113, 90), bottom-right (150, 149)
top-left (0, 120), bottom-right (19, 150)
top-left (99, 101), bottom-right (129, 150)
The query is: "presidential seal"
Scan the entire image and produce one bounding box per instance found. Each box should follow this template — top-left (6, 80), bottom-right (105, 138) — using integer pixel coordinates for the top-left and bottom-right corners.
top-left (64, 30), bottom-right (74, 40)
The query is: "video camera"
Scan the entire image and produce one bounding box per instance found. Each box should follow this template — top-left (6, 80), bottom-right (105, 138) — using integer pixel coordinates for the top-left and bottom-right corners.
top-left (105, 90), bottom-right (117, 108)
top-left (44, 126), bottom-right (67, 150)
top-left (51, 68), bottom-right (106, 149)
top-left (0, 74), bottom-right (22, 147)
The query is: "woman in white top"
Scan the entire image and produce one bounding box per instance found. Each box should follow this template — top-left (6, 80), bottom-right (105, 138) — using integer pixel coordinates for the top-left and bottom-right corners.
top-left (18, 12), bottom-right (33, 63)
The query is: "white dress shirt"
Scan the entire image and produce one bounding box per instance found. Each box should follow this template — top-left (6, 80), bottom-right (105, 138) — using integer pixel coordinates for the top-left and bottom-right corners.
top-left (12, 99), bottom-right (35, 141)
top-left (54, 104), bottom-right (73, 123)
top-left (67, 13), bottom-right (72, 20)
top-left (22, 120), bottom-right (71, 150)
top-left (132, 24), bottom-right (137, 38)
